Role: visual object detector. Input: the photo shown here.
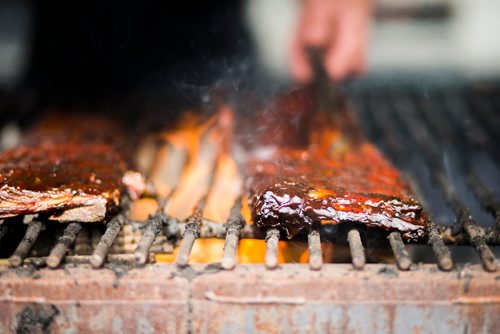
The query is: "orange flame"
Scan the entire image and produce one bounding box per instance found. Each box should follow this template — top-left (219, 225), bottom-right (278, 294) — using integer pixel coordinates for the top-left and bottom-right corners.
top-left (132, 108), bottom-right (311, 264)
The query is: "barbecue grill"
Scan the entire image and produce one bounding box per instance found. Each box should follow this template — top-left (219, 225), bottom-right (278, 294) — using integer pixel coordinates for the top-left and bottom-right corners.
top-left (0, 78), bottom-right (499, 333)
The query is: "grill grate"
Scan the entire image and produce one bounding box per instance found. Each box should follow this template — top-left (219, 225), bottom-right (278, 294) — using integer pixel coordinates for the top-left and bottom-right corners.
top-left (1, 81), bottom-right (499, 272)
top-left (349, 81), bottom-right (500, 271)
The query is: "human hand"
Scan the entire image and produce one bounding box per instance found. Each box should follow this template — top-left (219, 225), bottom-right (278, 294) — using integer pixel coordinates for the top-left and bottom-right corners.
top-left (290, 0), bottom-right (373, 82)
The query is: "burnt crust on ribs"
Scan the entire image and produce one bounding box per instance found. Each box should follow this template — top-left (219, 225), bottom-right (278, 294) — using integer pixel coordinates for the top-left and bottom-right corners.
top-left (242, 88), bottom-right (426, 240)
top-left (0, 114), bottom-right (138, 222)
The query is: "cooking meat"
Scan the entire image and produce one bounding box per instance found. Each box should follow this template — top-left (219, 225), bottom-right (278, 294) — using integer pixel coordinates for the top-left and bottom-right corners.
top-left (0, 114), bottom-right (141, 222)
top-left (242, 88), bottom-right (426, 240)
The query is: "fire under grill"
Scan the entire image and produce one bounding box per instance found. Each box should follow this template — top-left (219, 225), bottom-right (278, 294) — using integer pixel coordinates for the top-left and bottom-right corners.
top-left (0, 80), bottom-right (499, 333)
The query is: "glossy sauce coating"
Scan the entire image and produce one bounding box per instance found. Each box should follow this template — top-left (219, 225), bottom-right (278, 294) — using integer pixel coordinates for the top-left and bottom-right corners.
top-left (243, 88), bottom-right (426, 240)
top-left (0, 114), bottom-right (129, 221)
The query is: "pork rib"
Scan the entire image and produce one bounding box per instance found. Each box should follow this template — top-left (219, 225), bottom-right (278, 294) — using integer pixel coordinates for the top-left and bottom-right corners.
top-left (242, 88), bottom-right (426, 240)
top-left (0, 114), bottom-right (138, 222)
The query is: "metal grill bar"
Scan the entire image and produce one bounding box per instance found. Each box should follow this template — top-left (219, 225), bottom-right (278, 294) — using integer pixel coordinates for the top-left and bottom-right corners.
top-left (221, 199), bottom-right (245, 270)
top-left (416, 95), bottom-right (500, 224)
top-left (404, 175), bottom-right (454, 271)
top-left (47, 222), bottom-right (82, 268)
top-left (24, 253), bottom-right (142, 266)
top-left (134, 137), bottom-right (188, 265)
top-left (308, 229), bottom-right (322, 270)
top-left (354, 91), bottom-right (498, 272)
top-left (461, 209), bottom-right (499, 272)
top-left (90, 197), bottom-right (130, 268)
top-left (396, 96), bottom-right (498, 271)
top-left (149, 220), bottom-right (497, 244)
top-left (221, 232), bottom-right (239, 270)
top-left (176, 153), bottom-right (219, 268)
top-left (458, 94), bottom-right (500, 168)
top-left (347, 229), bottom-right (366, 270)
top-left (438, 96), bottom-right (500, 226)
top-left (466, 94), bottom-right (500, 140)
top-left (354, 96), bottom-right (453, 269)
top-left (135, 211), bottom-right (166, 265)
top-left (466, 169), bottom-right (500, 227)
top-left (176, 197), bottom-right (206, 268)
top-left (426, 219), bottom-right (453, 271)
top-left (176, 231), bottom-right (197, 268)
top-left (265, 228), bottom-right (280, 269)
top-left (388, 232), bottom-right (412, 270)
top-left (9, 219), bottom-right (44, 267)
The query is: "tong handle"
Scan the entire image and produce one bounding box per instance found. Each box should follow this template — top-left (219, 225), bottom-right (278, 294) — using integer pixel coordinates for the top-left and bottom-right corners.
top-left (307, 48), bottom-right (329, 87)
top-left (306, 48), bottom-right (341, 111)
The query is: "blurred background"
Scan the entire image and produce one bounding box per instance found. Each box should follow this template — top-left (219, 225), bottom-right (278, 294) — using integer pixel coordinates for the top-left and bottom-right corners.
top-left (248, 0), bottom-right (500, 80)
top-left (2, 0), bottom-right (500, 91)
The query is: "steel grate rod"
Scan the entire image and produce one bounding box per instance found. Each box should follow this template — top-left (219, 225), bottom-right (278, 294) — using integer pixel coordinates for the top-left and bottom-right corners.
top-left (405, 104), bottom-right (497, 271)
top-left (465, 171), bottom-right (500, 227)
top-left (426, 219), bottom-right (453, 271)
top-left (357, 95), bottom-right (454, 270)
top-left (415, 95), bottom-right (500, 225)
top-left (389, 96), bottom-right (498, 271)
top-left (307, 228), bottom-right (322, 270)
top-left (9, 219), bottom-right (45, 267)
top-left (175, 197), bottom-right (206, 268)
top-left (133, 136), bottom-right (186, 266)
top-left (347, 228), bottom-right (366, 270)
top-left (388, 232), bottom-right (412, 270)
top-left (465, 95), bottom-right (500, 142)
top-left (265, 228), bottom-right (280, 270)
top-left (135, 136), bottom-right (189, 266)
top-left (405, 175), bottom-right (454, 271)
top-left (460, 208), bottom-right (499, 272)
top-left (470, 95), bottom-right (500, 143)
top-left (176, 230), bottom-right (197, 268)
top-left (135, 202), bottom-right (169, 265)
top-left (90, 197), bottom-right (131, 268)
top-left (134, 214), bottom-right (165, 265)
top-left (47, 222), bottom-right (82, 268)
top-left (176, 156), bottom-right (219, 268)
top-left (141, 214), bottom-right (496, 245)
top-left (221, 198), bottom-right (245, 270)
top-left (25, 254), bottom-right (142, 266)
top-left (134, 185), bottom-right (177, 265)
top-left (458, 94), bottom-right (500, 168)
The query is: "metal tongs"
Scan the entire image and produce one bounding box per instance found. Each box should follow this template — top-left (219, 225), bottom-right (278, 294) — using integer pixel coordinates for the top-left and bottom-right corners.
top-left (307, 48), bottom-right (344, 115)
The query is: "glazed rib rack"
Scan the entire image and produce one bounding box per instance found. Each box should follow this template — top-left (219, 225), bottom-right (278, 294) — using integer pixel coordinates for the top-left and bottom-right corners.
top-left (0, 83), bottom-right (499, 273)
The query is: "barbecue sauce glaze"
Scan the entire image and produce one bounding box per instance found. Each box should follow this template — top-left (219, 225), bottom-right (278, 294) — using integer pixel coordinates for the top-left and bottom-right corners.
top-left (240, 88), bottom-right (426, 240)
top-left (0, 115), bottom-right (135, 221)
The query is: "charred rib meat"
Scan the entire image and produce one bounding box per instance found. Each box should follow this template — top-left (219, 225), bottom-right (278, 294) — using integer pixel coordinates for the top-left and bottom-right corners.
top-left (242, 88), bottom-right (426, 240)
top-left (0, 114), bottom-right (140, 222)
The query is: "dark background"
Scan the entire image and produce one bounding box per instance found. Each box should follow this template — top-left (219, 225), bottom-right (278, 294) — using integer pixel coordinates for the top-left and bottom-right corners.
top-left (25, 0), bottom-right (250, 110)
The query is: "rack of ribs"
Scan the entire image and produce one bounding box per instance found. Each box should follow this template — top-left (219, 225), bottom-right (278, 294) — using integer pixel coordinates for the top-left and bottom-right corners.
top-left (0, 114), bottom-right (144, 222)
top-left (240, 88), bottom-right (426, 240)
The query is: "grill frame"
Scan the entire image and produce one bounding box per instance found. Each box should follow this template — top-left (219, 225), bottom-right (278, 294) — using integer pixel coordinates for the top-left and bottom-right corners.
top-left (0, 263), bottom-right (498, 333)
